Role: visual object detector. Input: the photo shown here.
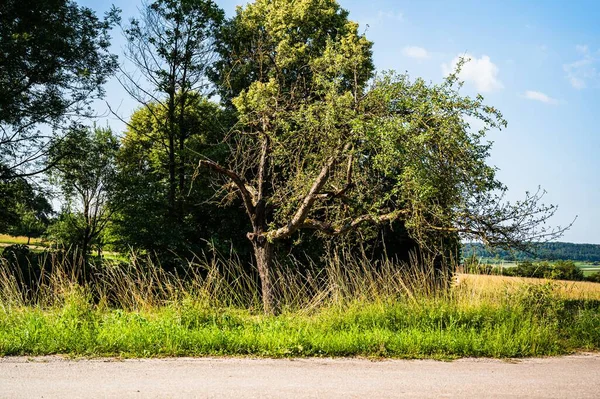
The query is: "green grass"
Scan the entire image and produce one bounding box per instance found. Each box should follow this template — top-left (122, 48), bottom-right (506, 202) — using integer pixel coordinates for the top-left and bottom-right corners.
top-left (0, 286), bottom-right (598, 359)
top-left (0, 251), bottom-right (598, 359)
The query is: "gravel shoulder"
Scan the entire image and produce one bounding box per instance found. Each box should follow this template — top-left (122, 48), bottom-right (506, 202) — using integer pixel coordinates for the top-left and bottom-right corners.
top-left (2, 353), bottom-right (599, 398)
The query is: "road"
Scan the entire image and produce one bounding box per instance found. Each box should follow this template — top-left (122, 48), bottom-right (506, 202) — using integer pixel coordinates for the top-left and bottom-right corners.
top-left (1, 354), bottom-right (599, 398)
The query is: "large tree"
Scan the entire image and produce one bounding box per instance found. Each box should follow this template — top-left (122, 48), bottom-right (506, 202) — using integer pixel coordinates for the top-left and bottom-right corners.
top-left (203, 0), bottom-right (565, 313)
top-left (0, 0), bottom-right (119, 179)
top-left (119, 0), bottom-right (224, 219)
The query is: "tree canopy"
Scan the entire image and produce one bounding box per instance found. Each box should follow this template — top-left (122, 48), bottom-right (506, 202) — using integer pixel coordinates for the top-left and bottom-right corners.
top-left (0, 0), bottom-right (119, 179)
top-left (198, 0), bottom-right (566, 313)
top-left (111, 94), bottom-right (249, 261)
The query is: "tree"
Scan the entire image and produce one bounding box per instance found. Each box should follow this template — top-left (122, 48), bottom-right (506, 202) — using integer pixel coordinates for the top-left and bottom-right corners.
top-left (0, 172), bottom-right (51, 238)
top-left (48, 126), bottom-right (118, 263)
top-left (9, 200), bottom-right (51, 245)
top-left (111, 94), bottom-right (250, 261)
top-left (0, 0), bottom-right (119, 179)
top-left (203, 0), bottom-right (566, 313)
top-left (202, 0), bottom-right (374, 313)
top-left (118, 0), bottom-right (224, 218)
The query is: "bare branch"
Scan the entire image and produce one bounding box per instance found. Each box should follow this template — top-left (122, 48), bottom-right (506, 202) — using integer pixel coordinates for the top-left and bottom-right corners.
top-left (300, 210), bottom-right (404, 236)
top-left (198, 159), bottom-right (256, 224)
top-left (267, 145), bottom-right (350, 240)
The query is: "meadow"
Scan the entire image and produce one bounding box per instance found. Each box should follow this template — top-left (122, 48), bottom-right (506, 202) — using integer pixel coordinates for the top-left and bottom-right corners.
top-left (0, 235), bottom-right (48, 248)
top-left (0, 251), bottom-right (598, 359)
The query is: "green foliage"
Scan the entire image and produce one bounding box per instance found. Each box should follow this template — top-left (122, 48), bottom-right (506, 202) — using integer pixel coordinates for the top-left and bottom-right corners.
top-left (0, 289), bottom-right (597, 358)
top-left (511, 261), bottom-right (553, 279)
top-left (551, 260), bottom-right (584, 281)
top-left (121, 0), bottom-right (224, 211)
top-left (8, 203), bottom-right (49, 243)
top-left (586, 272), bottom-right (600, 283)
top-left (0, 172), bottom-right (51, 236)
top-left (115, 0), bottom-right (247, 264)
top-left (124, 0), bottom-right (224, 97)
top-left (466, 259), bottom-right (587, 282)
top-left (211, 0), bottom-right (372, 104)
top-left (112, 95), bottom-right (250, 261)
top-left (0, 0), bottom-right (118, 177)
top-left (46, 210), bottom-right (87, 250)
top-left (48, 126), bottom-right (119, 256)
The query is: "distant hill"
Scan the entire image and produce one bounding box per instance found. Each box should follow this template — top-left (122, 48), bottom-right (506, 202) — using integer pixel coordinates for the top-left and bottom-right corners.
top-left (463, 242), bottom-right (600, 263)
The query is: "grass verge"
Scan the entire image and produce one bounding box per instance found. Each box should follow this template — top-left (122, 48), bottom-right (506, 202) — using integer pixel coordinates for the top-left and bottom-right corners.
top-left (0, 253), bottom-right (598, 359)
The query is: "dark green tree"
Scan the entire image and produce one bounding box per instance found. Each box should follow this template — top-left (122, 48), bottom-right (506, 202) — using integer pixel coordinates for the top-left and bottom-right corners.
top-left (9, 199), bottom-right (52, 245)
top-left (0, 171), bottom-right (51, 238)
top-left (48, 126), bottom-right (119, 262)
top-left (0, 0), bottom-right (119, 179)
top-left (119, 0), bottom-right (224, 217)
top-left (112, 94), bottom-right (250, 262)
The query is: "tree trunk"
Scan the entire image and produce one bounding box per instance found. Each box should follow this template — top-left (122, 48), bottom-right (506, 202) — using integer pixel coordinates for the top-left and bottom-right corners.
top-left (251, 238), bottom-right (275, 315)
top-left (81, 230), bottom-right (90, 283)
top-left (168, 128), bottom-right (176, 214)
top-left (27, 236), bottom-right (31, 245)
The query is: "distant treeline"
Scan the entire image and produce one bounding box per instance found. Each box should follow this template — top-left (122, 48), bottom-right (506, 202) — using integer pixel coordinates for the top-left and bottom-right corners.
top-left (463, 242), bottom-right (600, 263)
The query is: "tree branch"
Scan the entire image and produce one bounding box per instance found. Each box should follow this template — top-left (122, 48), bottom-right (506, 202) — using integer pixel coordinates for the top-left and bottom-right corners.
top-left (198, 159), bottom-right (256, 224)
top-left (267, 145), bottom-right (350, 240)
top-left (300, 210), bottom-right (404, 236)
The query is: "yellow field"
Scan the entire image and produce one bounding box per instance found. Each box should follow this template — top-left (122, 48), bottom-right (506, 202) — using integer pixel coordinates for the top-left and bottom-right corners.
top-left (456, 273), bottom-right (600, 301)
top-left (0, 234), bottom-right (48, 248)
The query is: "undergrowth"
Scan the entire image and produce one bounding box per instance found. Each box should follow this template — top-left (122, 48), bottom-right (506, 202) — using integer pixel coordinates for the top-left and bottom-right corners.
top-left (0, 250), bottom-right (598, 358)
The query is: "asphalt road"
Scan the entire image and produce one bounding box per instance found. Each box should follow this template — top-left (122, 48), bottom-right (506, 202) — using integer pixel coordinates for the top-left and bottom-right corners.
top-left (1, 354), bottom-right (599, 398)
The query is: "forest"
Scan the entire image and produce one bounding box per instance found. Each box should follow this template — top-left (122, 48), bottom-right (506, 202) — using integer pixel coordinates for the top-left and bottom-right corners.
top-left (0, 0), bottom-right (571, 313)
top-left (464, 242), bottom-right (600, 263)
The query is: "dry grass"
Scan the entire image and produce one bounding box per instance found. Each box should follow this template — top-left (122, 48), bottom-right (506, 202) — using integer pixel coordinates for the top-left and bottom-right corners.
top-left (0, 247), bottom-right (452, 311)
top-left (456, 273), bottom-right (600, 301)
top-left (1, 250), bottom-right (599, 358)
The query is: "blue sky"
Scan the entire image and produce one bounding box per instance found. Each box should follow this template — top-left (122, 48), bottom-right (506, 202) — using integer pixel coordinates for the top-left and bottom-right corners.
top-left (83, 0), bottom-right (600, 244)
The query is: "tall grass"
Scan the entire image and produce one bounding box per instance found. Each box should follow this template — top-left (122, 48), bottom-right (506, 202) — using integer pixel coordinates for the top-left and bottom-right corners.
top-left (0, 248), bottom-right (598, 358)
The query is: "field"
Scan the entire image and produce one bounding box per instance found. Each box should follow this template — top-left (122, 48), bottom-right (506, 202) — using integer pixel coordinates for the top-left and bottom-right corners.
top-left (0, 235), bottom-right (48, 249)
top-left (456, 273), bottom-right (600, 300)
top-left (0, 253), bottom-right (598, 359)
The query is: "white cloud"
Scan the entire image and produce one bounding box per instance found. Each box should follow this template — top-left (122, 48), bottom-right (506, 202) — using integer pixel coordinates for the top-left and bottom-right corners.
top-left (564, 45), bottom-right (599, 89)
top-left (402, 46), bottom-right (429, 59)
top-left (377, 10), bottom-right (404, 22)
top-left (442, 54), bottom-right (503, 92)
top-left (523, 90), bottom-right (559, 105)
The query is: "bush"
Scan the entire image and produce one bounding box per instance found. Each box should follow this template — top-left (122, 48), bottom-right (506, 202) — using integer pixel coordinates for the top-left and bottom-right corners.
top-left (514, 261), bottom-right (553, 279)
top-left (586, 272), bottom-right (600, 283)
top-left (551, 260), bottom-right (584, 281)
top-left (464, 259), bottom-right (589, 282)
top-left (0, 244), bottom-right (41, 292)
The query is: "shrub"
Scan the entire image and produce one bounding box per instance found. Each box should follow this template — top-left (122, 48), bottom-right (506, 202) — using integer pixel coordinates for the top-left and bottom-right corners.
top-left (586, 272), bottom-right (600, 283)
top-left (551, 260), bottom-right (584, 281)
top-left (514, 261), bottom-right (553, 279)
